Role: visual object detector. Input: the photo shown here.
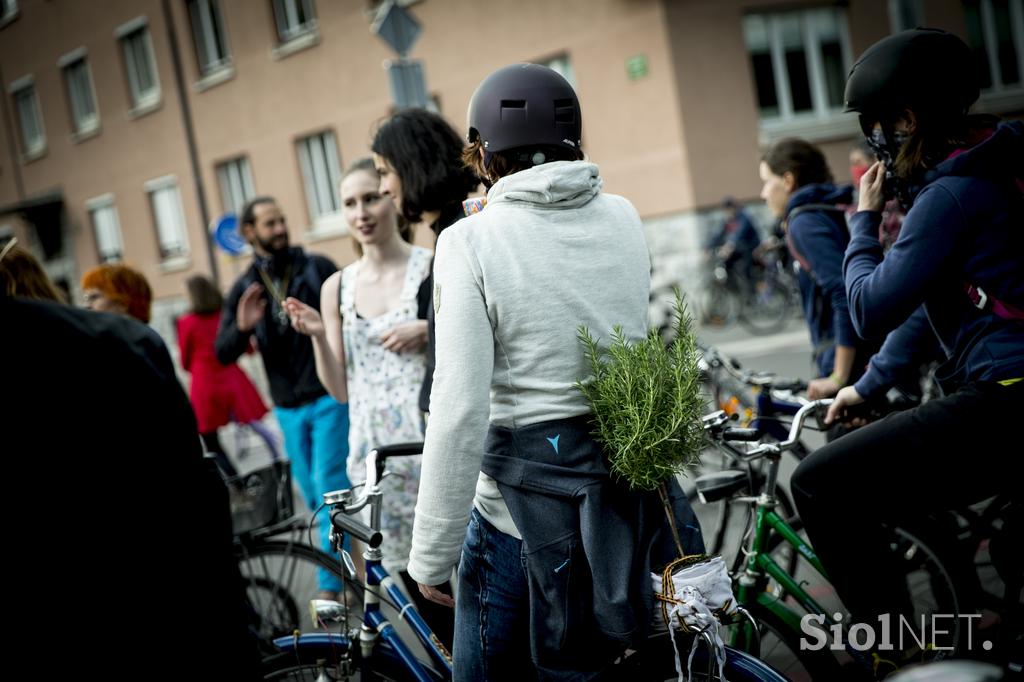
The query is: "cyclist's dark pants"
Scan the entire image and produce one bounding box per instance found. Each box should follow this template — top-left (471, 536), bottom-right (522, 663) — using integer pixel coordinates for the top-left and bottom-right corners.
top-left (791, 380), bottom-right (1024, 632)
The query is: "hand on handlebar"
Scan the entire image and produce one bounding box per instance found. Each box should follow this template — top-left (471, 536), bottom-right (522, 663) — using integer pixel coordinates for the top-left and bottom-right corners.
top-left (807, 377), bottom-right (841, 400)
top-left (824, 386), bottom-right (867, 426)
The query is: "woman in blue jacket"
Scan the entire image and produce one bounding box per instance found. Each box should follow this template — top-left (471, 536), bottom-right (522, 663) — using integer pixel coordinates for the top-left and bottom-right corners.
top-left (758, 138), bottom-right (876, 402)
top-left (792, 28), bottom-right (1024, 660)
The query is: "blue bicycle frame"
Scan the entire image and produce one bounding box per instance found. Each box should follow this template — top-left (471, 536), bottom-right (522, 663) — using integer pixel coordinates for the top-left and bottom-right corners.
top-left (271, 555), bottom-right (452, 682)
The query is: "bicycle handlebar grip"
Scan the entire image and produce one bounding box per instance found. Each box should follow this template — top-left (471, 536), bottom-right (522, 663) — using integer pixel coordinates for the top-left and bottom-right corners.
top-left (773, 379), bottom-right (807, 392)
top-left (331, 511), bottom-right (383, 548)
top-left (722, 427), bottom-right (761, 442)
top-left (372, 442), bottom-right (425, 482)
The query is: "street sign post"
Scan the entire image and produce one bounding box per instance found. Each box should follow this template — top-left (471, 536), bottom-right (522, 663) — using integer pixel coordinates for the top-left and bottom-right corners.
top-left (372, 0), bottom-right (422, 56)
top-left (385, 58), bottom-right (428, 110)
top-left (372, 0), bottom-right (428, 110)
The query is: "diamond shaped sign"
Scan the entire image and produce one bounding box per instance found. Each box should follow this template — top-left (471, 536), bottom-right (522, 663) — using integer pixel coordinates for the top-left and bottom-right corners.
top-left (372, 0), bottom-right (422, 56)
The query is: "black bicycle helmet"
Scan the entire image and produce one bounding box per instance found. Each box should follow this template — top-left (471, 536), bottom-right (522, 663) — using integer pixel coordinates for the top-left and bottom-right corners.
top-left (466, 63), bottom-right (582, 155)
top-left (844, 28), bottom-right (979, 134)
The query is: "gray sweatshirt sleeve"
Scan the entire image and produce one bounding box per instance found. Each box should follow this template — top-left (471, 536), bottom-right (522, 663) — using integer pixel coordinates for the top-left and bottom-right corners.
top-left (407, 228), bottom-right (495, 586)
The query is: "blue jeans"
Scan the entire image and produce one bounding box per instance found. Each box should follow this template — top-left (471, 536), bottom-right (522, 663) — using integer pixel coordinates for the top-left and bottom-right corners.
top-left (275, 395), bottom-right (350, 592)
top-left (455, 509), bottom-right (531, 682)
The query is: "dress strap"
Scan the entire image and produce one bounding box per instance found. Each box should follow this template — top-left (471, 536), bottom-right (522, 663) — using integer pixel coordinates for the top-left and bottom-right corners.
top-left (400, 247), bottom-right (432, 301)
top-left (339, 261), bottom-right (359, 318)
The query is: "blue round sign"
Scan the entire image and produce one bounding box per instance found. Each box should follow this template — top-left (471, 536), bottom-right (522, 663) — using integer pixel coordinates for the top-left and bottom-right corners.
top-left (212, 213), bottom-right (247, 256)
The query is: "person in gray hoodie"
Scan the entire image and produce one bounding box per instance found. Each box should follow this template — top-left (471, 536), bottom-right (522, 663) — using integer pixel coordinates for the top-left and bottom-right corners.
top-left (407, 64), bottom-right (703, 681)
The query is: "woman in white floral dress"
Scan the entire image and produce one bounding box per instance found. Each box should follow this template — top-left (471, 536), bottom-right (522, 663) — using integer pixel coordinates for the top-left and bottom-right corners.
top-left (284, 158), bottom-right (431, 574)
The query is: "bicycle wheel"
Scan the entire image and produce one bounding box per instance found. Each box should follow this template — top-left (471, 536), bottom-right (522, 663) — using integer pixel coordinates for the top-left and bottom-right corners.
top-left (739, 601), bottom-right (844, 682)
top-left (738, 277), bottom-right (792, 336)
top-left (700, 283), bottom-right (737, 329)
top-left (235, 538), bottom-right (360, 652)
top-left (262, 639), bottom-right (443, 681)
top-left (613, 630), bottom-right (788, 681)
top-left (887, 524), bottom-right (965, 659)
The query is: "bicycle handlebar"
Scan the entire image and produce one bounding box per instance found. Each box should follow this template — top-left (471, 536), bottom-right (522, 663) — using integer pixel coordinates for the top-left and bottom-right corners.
top-left (721, 427), bottom-right (760, 442)
top-left (367, 442), bottom-right (425, 485)
top-left (321, 442), bottom-right (425, 539)
top-left (709, 399), bottom-right (832, 458)
top-left (701, 345), bottom-right (808, 396)
top-left (330, 510), bottom-right (383, 548)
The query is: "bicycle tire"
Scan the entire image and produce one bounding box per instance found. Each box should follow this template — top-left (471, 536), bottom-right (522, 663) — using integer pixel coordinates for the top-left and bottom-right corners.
top-left (700, 284), bottom-right (737, 329)
top-left (741, 600), bottom-right (845, 682)
top-left (886, 524), bottom-right (965, 659)
top-left (611, 630), bottom-right (788, 681)
top-left (235, 539), bottom-right (360, 652)
top-left (737, 283), bottom-right (792, 336)
top-left (261, 639), bottom-right (444, 681)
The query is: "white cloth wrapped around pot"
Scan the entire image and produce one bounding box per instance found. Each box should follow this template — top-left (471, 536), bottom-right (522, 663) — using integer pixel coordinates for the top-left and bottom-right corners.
top-left (652, 555), bottom-right (738, 681)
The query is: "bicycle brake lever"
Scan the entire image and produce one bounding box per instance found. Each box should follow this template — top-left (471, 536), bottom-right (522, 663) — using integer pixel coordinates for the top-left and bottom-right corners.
top-left (341, 549), bottom-right (357, 580)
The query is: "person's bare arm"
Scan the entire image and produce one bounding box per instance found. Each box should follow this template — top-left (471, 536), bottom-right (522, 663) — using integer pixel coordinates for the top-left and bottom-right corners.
top-left (283, 272), bottom-right (347, 403)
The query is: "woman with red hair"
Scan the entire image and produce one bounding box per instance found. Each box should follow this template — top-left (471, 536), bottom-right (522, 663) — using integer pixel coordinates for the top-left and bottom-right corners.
top-left (81, 263), bottom-right (153, 323)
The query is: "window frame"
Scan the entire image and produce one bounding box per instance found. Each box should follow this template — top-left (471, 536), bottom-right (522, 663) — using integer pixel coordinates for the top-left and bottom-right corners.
top-left (538, 54), bottom-right (576, 88)
top-left (144, 175), bottom-right (191, 264)
top-left (972, 0), bottom-right (1024, 97)
top-left (115, 17), bottom-right (162, 114)
top-left (743, 7), bottom-right (857, 142)
top-left (0, 0), bottom-right (18, 28)
top-left (295, 130), bottom-right (345, 236)
top-left (86, 194), bottom-right (124, 264)
top-left (272, 0), bottom-right (317, 44)
top-left (9, 75), bottom-right (46, 159)
top-left (187, 0), bottom-right (232, 77)
top-left (887, 0), bottom-right (923, 32)
top-left (58, 48), bottom-right (101, 139)
top-left (215, 155), bottom-right (256, 215)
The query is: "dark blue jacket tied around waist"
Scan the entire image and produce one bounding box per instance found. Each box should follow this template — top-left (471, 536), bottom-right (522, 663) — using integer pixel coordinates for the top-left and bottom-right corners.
top-left (481, 415), bottom-right (705, 678)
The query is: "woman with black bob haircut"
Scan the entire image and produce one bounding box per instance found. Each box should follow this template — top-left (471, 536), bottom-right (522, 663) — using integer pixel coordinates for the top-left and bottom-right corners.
top-left (791, 28), bottom-right (1024, 670)
top-left (371, 108), bottom-right (479, 413)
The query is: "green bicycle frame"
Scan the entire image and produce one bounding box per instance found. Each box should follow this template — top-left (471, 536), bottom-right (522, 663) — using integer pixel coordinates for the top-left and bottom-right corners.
top-left (731, 488), bottom-right (841, 650)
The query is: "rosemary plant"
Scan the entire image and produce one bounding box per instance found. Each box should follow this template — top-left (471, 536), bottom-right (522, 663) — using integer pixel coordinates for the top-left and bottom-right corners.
top-left (576, 291), bottom-right (705, 556)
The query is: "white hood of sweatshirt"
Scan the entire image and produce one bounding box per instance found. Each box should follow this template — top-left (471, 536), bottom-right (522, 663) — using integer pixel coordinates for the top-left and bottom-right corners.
top-left (488, 161), bottom-right (602, 209)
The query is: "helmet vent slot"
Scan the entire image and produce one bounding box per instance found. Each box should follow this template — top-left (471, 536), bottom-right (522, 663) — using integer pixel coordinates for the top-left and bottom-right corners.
top-left (554, 99), bottom-right (575, 124)
top-left (500, 99), bottom-right (527, 124)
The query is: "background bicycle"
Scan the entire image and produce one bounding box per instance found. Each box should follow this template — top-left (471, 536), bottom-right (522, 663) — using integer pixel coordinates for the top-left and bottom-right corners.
top-left (694, 246), bottom-right (797, 336)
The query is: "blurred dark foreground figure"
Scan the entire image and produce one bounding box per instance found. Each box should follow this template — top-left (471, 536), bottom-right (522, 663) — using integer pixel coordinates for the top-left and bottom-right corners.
top-left (0, 293), bottom-right (261, 677)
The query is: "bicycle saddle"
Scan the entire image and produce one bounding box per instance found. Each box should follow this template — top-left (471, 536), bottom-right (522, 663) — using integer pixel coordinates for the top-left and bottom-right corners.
top-left (694, 470), bottom-right (748, 504)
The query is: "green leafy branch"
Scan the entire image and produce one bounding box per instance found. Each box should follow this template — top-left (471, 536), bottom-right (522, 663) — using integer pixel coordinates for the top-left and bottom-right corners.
top-left (576, 290), bottom-right (706, 555)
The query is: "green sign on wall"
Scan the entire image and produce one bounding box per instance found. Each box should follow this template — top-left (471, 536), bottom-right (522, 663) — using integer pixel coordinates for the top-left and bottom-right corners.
top-left (626, 54), bottom-right (649, 81)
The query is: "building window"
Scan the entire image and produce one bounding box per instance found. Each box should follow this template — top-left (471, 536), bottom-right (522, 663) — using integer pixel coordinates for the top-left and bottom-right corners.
top-left (10, 77), bottom-right (45, 157)
top-left (146, 177), bottom-right (189, 261)
top-left (965, 0), bottom-right (1024, 94)
top-left (0, 0), bottom-right (18, 26)
top-left (296, 131), bottom-right (341, 224)
top-left (272, 0), bottom-right (316, 43)
top-left (87, 195), bottom-right (124, 263)
top-left (60, 53), bottom-right (99, 136)
top-left (743, 7), bottom-right (851, 123)
top-left (888, 0), bottom-right (924, 32)
top-left (188, 0), bottom-right (230, 75)
top-left (216, 156), bottom-right (255, 214)
top-left (540, 54), bottom-right (576, 87)
top-left (118, 20), bottom-right (161, 110)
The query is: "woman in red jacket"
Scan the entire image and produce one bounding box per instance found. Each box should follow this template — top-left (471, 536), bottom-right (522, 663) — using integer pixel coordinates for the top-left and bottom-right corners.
top-left (178, 274), bottom-right (268, 477)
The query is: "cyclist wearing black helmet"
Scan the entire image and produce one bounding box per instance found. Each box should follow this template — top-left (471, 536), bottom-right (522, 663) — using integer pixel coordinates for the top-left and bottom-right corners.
top-left (406, 64), bottom-right (701, 680)
top-left (792, 28), bottom-right (1024, 658)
